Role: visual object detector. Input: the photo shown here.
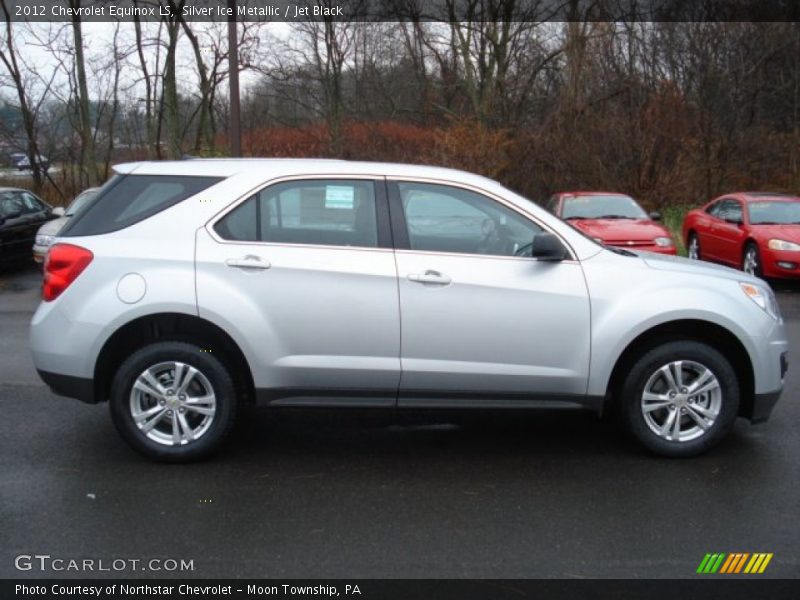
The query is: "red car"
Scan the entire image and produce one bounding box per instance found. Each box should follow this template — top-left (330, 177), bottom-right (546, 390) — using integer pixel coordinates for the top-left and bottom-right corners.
top-left (682, 192), bottom-right (800, 279)
top-left (546, 191), bottom-right (677, 254)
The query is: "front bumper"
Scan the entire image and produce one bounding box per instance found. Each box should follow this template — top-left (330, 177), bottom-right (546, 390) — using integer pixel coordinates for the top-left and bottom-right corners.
top-left (744, 350), bottom-right (788, 423)
top-left (32, 243), bottom-right (48, 263)
top-left (761, 248), bottom-right (800, 278)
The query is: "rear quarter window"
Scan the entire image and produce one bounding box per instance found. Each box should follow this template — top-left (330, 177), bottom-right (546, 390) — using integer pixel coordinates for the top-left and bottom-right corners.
top-left (60, 174), bottom-right (223, 236)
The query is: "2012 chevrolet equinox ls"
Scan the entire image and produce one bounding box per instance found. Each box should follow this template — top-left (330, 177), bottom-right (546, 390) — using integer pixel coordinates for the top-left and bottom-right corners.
top-left (30, 159), bottom-right (788, 461)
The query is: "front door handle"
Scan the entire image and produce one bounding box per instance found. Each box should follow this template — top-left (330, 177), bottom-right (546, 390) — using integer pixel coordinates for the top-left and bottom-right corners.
top-left (408, 270), bottom-right (452, 285)
top-left (225, 255), bottom-right (271, 271)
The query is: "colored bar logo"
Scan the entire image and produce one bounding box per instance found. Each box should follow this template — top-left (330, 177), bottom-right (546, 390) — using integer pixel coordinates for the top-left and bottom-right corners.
top-left (697, 553), bottom-right (773, 574)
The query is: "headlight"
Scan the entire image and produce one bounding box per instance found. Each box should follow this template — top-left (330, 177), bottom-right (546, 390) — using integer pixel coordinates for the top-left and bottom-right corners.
top-left (35, 234), bottom-right (55, 247)
top-left (740, 282), bottom-right (782, 321)
top-left (654, 236), bottom-right (674, 247)
top-left (768, 239), bottom-right (800, 251)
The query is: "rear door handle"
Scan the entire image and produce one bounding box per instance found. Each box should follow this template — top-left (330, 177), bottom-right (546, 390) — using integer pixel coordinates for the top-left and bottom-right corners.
top-left (225, 255), bottom-right (271, 271)
top-left (407, 270), bottom-right (451, 285)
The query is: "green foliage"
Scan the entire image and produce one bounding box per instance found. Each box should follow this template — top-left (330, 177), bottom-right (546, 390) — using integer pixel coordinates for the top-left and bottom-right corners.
top-left (661, 205), bottom-right (692, 256)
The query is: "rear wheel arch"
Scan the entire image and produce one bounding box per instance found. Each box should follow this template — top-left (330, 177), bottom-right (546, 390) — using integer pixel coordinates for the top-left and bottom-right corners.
top-left (94, 313), bottom-right (255, 406)
top-left (605, 319), bottom-right (754, 419)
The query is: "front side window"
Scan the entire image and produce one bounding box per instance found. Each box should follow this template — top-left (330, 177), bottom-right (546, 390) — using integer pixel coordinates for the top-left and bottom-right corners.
top-left (215, 179), bottom-right (378, 248)
top-left (717, 199), bottom-right (743, 223)
top-left (397, 182), bottom-right (542, 256)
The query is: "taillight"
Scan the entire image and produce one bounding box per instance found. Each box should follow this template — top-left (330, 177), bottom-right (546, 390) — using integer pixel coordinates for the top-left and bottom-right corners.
top-left (43, 244), bottom-right (93, 302)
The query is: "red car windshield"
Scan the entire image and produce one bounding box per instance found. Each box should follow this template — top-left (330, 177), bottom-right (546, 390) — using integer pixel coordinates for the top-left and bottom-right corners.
top-left (748, 200), bottom-right (800, 225)
top-left (562, 195), bottom-right (647, 220)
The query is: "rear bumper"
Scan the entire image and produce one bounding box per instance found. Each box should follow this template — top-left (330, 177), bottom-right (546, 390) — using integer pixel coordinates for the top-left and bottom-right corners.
top-left (37, 369), bottom-right (96, 404)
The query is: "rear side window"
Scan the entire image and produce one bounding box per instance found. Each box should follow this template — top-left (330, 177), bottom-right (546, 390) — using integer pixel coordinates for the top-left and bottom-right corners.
top-left (215, 180), bottom-right (379, 248)
top-left (60, 174), bottom-right (223, 236)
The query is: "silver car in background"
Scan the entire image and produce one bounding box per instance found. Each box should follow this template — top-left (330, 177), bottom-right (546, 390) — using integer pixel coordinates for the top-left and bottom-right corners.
top-left (30, 160), bottom-right (788, 461)
top-left (33, 187), bottom-right (99, 264)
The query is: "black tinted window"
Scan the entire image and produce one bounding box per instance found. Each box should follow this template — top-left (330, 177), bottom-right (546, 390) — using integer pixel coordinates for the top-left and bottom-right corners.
top-left (215, 180), bottom-right (378, 248)
top-left (61, 175), bottom-right (223, 236)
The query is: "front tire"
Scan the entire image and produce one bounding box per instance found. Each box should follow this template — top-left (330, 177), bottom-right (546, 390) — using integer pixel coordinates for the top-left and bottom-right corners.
top-left (621, 341), bottom-right (739, 457)
top-left (743, 243), bottom-right (763, 278)
top-left (109, 341), bottom-right (239, 462)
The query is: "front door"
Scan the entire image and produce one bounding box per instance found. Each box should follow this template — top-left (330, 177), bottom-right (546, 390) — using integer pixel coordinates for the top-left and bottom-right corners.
top-left (388, 180), bottom-right (591, 406)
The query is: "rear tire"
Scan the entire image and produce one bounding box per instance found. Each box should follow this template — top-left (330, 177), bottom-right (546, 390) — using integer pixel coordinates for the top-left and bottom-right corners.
top-left (109, 341), bottom-right (238, 462)
top-left (620, 341), bottom-right (739, 457)
top-left (687, 233), bottom-right (701, 260)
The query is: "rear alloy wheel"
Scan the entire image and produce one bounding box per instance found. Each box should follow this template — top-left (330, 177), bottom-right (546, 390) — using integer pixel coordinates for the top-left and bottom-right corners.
top-left (687, 233), bottom-right (701, 260)
top-left (743, 243), bottom-right (763, 278)
top-left (621, 341), bottom-right (739, 457)
top-left (110, 341), bottom-right (238, 462)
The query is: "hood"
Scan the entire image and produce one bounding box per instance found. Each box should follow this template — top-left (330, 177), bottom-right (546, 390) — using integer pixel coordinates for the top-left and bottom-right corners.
top-left (640, 251), bottom-right (755, 283)
top-left (571, 218), bottom-right (671, 243)
top-left (749, 224), bottom-right (800, 243)
top-left (36, 216), bottom-right (69, 236)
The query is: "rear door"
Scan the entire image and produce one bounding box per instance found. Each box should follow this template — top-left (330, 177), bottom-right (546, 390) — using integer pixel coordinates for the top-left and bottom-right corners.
top-left (197, 177), bottom-right (401, 405)
top-left (388, 180), bottom-right (591, 406)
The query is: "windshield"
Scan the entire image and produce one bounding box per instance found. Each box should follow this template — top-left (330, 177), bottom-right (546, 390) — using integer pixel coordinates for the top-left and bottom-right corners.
top-left (65, 189), bottom-right (98, 216)
top-left (562, 194), bottom-right (648, 220)
top-left (748, 200), bottom-right (800, 225)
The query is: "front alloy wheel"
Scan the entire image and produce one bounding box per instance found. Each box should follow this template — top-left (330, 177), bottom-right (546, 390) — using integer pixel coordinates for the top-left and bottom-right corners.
top-left (641, 360), bottom-right (722, 443)
top-left (110, 341), bottom-right (238, 462)
top-left (743, 244), bottom-right (762, 278)
top-left (622, 341), bottom-right (739, 457)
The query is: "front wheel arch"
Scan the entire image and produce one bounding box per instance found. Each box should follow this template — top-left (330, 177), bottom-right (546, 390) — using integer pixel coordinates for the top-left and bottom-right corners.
top-left (605, 319), bottom-right (754, 420)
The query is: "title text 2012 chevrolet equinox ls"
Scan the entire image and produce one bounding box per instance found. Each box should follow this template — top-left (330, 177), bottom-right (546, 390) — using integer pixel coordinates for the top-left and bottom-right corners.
top-left (30, 160), bottom-right (788, 461)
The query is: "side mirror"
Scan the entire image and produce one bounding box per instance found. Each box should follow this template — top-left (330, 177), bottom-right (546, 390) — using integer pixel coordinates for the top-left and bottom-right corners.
top-left (51, 207), bottom-right (65, 217)
top-left (649, 211), bottom-right (662, 221)
top-left (531, 232), bottom-right (569, 262)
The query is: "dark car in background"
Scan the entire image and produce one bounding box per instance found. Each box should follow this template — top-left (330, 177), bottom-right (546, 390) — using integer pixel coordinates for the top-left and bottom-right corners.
top-left (0, 188), bottom-right (58, 267)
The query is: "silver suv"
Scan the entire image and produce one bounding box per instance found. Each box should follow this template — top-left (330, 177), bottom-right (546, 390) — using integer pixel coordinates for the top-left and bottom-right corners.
top-left (30, 159), bottom-right (788, 461)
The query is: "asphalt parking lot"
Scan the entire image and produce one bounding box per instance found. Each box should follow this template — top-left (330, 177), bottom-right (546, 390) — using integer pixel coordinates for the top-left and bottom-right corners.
top-left (1, 263), bottom-right (798, 579)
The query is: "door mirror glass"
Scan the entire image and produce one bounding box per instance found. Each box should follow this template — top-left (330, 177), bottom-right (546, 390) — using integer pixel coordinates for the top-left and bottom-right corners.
top-left (649, 211), bottom-right (662, 221)
top-left (531, 232), bottom-right (569, 261)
